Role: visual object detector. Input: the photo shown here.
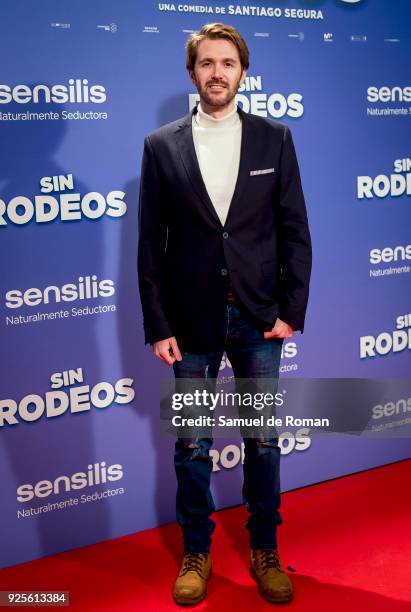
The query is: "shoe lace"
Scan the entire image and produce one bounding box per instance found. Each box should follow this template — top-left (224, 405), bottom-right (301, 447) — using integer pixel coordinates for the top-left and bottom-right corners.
top-left (260, 549), bottom-right (284, 574)
top-left (181, 553), bottom-right (207, 576)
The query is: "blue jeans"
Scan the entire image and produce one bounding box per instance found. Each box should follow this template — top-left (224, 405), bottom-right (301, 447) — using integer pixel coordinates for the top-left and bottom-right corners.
top-left (173, 301), bottom-right (283, 553)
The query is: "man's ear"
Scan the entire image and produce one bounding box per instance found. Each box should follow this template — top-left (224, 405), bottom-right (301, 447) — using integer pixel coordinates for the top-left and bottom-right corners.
top-left (240, 69), bottom-right (247, 87)
top-left (188, 69), bottom-right (197, 86)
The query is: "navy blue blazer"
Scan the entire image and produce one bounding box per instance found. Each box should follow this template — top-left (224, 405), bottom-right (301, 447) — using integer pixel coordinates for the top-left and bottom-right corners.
top-left (138, 105), bottom-right (312, 353)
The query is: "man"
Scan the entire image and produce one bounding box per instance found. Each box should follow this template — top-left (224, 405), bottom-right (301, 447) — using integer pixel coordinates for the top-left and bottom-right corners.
top-left (138, 23), bottom-right (312, 605)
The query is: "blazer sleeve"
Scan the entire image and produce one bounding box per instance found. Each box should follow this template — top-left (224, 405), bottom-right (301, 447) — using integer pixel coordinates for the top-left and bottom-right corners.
top-left (276, 125), bottom-right (312, 333)
top-left (137, 135), bottom-right (174, 344)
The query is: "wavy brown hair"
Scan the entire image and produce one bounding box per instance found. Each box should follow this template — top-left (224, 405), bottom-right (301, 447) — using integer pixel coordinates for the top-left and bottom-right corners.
top-left (186, 23), bottom-right (250, 71)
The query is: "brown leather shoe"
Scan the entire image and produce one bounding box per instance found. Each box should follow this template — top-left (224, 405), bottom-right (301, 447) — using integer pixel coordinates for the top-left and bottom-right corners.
top-left (173, 553), bottom-right (212, 605)
top-left (250, 548), bottom-right (293, 604)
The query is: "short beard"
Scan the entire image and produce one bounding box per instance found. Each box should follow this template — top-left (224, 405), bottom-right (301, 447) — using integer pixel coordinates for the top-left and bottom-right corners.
top-left (198, 75), bottom-right (242, 109)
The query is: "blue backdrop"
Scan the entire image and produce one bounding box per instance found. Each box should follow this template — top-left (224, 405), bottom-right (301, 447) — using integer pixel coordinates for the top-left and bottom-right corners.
top-left (0, 0), bottom-right (410, 568)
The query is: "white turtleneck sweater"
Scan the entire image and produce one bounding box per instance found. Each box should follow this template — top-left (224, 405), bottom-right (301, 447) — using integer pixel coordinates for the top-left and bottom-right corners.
top-left (192, 102), bottom-right (242, 226)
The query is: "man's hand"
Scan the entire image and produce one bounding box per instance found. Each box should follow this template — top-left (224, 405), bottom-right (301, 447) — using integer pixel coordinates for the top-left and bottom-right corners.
top-left (152, 336), bottom-right (183, 365)
top-left (264, 318), bottom-right (294, 339)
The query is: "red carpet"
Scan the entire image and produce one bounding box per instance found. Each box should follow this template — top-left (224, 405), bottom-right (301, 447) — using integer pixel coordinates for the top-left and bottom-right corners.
top-left (1, 459), bottom-right (410, 611)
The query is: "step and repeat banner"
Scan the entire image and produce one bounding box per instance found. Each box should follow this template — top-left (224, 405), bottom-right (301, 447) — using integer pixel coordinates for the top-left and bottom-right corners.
top-left (1, 0), bottom-right (410, 568)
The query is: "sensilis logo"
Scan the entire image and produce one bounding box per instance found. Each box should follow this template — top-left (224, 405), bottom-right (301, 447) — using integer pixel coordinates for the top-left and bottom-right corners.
top-left (0, 79), bottom-right (106, 105)
top-left (367, 85), bottom-right (411, 103)
top-left (5, 275), bottom-right (115, 309)
top-left (16, 462), bottom-right (124, 502)
top-left (372, 397), bottom-right (411, 420)
top-left (369, 244), bottom-right (411, 265)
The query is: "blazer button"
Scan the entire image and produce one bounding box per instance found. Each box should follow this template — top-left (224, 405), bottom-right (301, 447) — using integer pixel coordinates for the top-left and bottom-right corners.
top-left (221, 268), bottom-right (228, 276)
top-left (222, 232), bottom-right (229, 239)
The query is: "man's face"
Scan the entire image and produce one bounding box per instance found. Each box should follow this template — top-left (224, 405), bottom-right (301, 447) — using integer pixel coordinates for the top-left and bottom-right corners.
top-left (188, 38), bottom-right (247, 111)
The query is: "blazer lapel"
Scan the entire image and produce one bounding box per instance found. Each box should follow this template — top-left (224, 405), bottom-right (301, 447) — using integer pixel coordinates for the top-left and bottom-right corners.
top-left (174, 104), bottom-right (253, 229)
top-left (174, 108), bottom-right (223, 228)
top-left (223, 106), bottom-right (252, 229)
